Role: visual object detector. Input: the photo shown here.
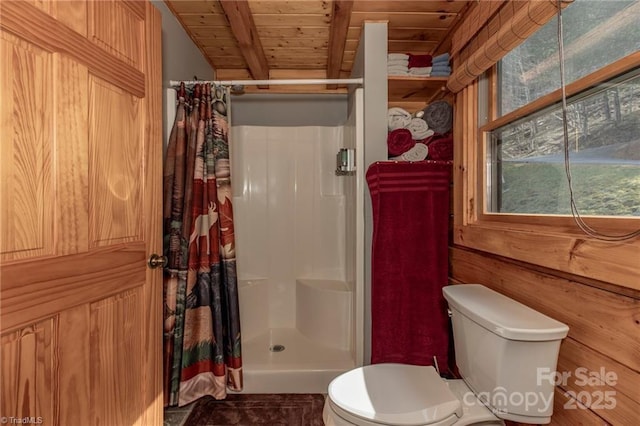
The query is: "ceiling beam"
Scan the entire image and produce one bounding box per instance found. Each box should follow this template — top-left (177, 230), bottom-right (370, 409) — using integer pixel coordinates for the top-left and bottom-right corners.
top-left (326, 0), bottom-right (354, 89)
top-left (218, 0), bottom-right (269, 87)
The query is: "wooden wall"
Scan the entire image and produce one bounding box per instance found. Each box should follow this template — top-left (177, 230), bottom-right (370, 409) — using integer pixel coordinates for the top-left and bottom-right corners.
top-left (449, 246), bottom-right (640, 425)
top-left (448, 17), bottom-right (640, 422)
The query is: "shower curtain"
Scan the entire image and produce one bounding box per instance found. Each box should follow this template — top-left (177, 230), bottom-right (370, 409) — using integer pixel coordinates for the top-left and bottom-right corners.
top-left (163, 82), bottom-right (242, 407)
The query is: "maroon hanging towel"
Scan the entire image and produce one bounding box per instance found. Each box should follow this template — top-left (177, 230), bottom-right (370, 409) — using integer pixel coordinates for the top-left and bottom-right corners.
top-left (366, 161), bottom-right (451, 369)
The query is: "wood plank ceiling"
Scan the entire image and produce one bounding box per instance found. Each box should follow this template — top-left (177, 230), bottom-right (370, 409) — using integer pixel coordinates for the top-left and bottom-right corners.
top-left (165, 0), bottom-right (471, 93)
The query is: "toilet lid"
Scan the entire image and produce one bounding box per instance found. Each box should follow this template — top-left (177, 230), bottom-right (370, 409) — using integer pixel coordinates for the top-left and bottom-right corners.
top-left (328, 364), bottom-right (462, 425)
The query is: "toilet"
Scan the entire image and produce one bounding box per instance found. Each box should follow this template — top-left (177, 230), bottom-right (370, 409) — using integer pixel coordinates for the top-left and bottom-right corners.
top-left (323, 284), bottom-right (570, 425)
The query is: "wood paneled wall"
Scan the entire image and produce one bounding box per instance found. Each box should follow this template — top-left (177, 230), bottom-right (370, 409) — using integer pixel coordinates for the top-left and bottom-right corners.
top-left (449, 45), bottom-right (639, 422)
top-left (449, 246), bottom-right (640, 425)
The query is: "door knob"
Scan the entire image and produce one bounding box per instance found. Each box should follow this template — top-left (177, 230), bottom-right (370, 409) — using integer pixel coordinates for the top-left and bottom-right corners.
top-left (148, 254), bottom-right (168, 269)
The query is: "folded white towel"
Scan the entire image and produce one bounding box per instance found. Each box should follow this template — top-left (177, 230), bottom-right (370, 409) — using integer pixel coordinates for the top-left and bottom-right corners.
top-left (390, 143), bottom-right (428, 161)
top-left (407, 117), bottom-right (434, 140)
top-left (408, 67), bottom-right (432, 76)
top-left (388, 53), bottom-right (409, 60)
top-left (387, 64), bottom-right (409, 76)
top-left (388, 107), bottom-right (412, 131)
top-left (388, 58), bottom-right (409, 64)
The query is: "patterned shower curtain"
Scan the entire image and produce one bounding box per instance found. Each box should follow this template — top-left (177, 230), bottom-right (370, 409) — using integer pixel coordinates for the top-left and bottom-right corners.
top-left (163, 82), bottom-right (242, 407)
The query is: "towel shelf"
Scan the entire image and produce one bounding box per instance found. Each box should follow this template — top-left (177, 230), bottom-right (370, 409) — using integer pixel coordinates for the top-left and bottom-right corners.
top-left (388, 76), bottom-right (449, 112)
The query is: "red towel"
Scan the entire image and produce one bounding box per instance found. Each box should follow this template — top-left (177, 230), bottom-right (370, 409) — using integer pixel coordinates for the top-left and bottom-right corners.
top-left (408, 54), bottom-right (433, 68)
top-left (427, 135), bottom-right (453, 161)
top-left (387, 128), bottom-right (415, 157)
top-left (367, 161), bottom-right (451, 369)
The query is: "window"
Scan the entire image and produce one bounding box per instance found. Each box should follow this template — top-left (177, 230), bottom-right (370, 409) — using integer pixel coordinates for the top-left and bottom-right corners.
top-left (452, 0), bottom-right (639, 290)
top-left (485, 0), bottom-right (640, 218)
top-left (487, 70), bottom-right (640, 217)
top-left (498, 0), bottom-right (640, 116)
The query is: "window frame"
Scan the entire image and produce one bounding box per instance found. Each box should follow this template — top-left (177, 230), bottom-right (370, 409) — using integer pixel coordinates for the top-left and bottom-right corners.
top-left (481, 52), bottom-right (640, 228)
top-left (453, 52), bottom-right (640, 291)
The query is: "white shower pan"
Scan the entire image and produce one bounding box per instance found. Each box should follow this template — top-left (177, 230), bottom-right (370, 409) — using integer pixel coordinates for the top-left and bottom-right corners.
top-left (237, 278), bottom-right (354, 393)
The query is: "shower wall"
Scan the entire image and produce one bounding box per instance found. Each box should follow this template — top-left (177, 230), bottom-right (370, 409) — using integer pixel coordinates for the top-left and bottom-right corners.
top-left (229, 93), bottom-right (363, 393)
top-left (344, 88), bottom-right (365, 364)
top-left (231, 126), bottom-right (346, 333)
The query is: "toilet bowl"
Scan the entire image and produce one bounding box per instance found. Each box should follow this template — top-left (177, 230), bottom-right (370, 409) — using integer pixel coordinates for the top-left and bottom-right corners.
top-left (323, 284), bottom-right (569, 425)
top-left (323, 363), bottom-right (502, 426)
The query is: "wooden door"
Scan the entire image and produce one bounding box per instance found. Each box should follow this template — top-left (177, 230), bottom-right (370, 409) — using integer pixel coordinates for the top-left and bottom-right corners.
top-left (0, 1), bottom-right (163, 425)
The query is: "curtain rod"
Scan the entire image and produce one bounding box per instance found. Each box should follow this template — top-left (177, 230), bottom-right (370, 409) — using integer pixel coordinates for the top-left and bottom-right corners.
top-left (169, 78), bottom-right (364, 88)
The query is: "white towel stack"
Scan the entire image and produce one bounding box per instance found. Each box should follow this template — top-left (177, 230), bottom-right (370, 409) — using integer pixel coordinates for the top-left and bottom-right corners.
top-left (408, 66), bottom-right (432, 76)
top-left (388, 53), bottom-right (409, 76)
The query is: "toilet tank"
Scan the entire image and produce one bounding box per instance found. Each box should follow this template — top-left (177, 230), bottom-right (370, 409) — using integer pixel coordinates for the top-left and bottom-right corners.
top-left (442, 284), bottom-right (569, 424)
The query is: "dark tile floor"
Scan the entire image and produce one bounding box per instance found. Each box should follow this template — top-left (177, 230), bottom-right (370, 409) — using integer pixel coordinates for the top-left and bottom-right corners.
top-left (164, 394), bottom-right (326, 426)
top-left (163, 403), bottom-right (195, 426)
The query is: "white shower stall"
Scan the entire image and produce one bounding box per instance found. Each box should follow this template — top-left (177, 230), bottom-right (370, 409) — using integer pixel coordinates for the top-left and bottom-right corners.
top-left (231, 89), bottom-right (364, 393)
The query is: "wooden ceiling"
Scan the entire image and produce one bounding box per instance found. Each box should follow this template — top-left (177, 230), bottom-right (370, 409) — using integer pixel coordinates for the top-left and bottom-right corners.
top-left (165, 0), bottom-right (471, 93)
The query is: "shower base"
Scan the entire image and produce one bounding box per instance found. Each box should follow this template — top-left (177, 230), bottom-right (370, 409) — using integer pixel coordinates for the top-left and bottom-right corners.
top-left (237, 327), bottom-right (354, 394)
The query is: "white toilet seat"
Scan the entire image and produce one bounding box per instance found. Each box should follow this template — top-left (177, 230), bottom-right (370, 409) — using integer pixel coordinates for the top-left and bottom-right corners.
top-left (327, 364), bottom-right (462, 425)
